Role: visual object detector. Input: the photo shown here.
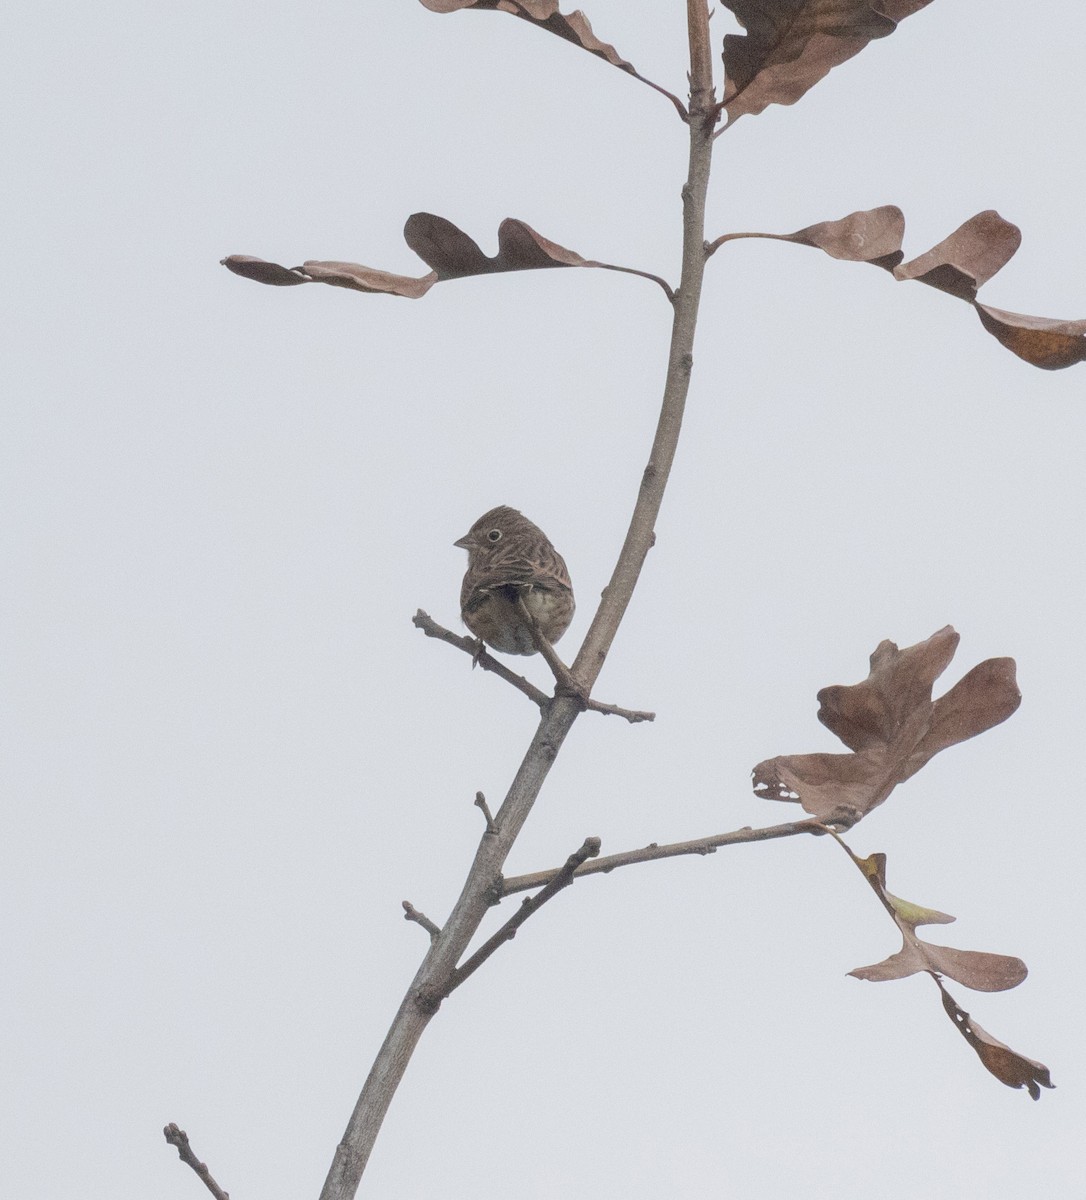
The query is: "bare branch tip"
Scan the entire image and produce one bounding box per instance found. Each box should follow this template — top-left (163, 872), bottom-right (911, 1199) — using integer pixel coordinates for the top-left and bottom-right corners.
top-left (474, 791), bottom-right (498, 834)
top-left (163, 1124), bottom-right (231, 1200)
top-left (568, 836), bottom-right (602, 868)
top-left (402, 901), bottom-right (442, 941)
top-left (585, 698), bottom-right (656, 722)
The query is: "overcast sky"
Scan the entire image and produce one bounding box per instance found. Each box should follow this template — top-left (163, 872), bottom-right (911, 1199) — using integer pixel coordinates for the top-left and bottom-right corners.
top-left (4, 3), bottom-right (1085, 1198)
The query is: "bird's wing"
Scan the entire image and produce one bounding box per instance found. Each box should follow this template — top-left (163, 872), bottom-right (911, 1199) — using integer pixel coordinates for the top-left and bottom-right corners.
top-left (469, 549), bottom-right (571, 594)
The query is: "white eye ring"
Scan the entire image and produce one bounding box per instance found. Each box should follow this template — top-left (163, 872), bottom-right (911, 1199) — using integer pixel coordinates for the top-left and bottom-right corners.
top-left (487, 529), bottom-right (502, 542)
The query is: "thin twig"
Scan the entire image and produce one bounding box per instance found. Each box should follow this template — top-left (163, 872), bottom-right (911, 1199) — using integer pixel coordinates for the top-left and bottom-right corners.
top-left (502, 818), bottom-right (829, 895)
top-left (584, 697), bottom-right (655, 722)
top-left (415, 608), bottom-right (655, 723)
top-left (514, 593), bottom-right (582, 696)
top-left (514, 594), bottom-right (656, 722)
top-left (474, 791), bottom-right (498, 833)
top-left (443, 837), bottom-right (602, 996)
top-left (413, 610), bottom-right (549, 708)
top-left (402, 901), bottom-right (442, 941)
top-left (163, 1124), bottom-right (230, 1200)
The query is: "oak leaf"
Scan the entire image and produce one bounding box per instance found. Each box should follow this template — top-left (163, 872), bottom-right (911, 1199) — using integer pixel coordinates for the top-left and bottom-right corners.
top-left (892, 210), bottom-right (1021, 301)
top-left (846, 852), bottom-right (1027, 992)
top-left (751, 627), bottom-right (1020, 824)
top-left (219, 256), bottom-right (308, 287)
top-left (721, 0), bottom-right (934, 122)
top-left (734, 204), bottom-right (906, 268)
top-left (974, 304), bottom-right (1086, 371)
top-left (222, 215), bottom-right (672, 300)
top-left (418, 0), bottom-right (685, 114)
top-left (710, 205), bottom-right (1085, 368)
top-left (935, 977), bottom-right (1054, 1100)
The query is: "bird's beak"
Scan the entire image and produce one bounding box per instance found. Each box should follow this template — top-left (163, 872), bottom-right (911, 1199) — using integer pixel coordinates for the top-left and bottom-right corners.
top-left (453, 535), bottom-right (473, 550)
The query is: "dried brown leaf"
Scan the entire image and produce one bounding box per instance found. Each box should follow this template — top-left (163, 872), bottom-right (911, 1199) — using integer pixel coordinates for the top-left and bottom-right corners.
top-left (709, 205), bottom-right (1083, 368)
top-left (221, 256), bottom-right (309, 286)
top-left (851, 941), bottom-right (1027, 991)
top-left (300, 261), bottom-right (438, 299)
top-left (843, 850), bottom-right (1027, 992)
top-left (720, 0), bottom-right (934, 122)
top-left (936, 978), bottom-right (1054, 1099)
top-left (419, 0), bottom-right (685, 114)
top-left (974, 304), bottom-right (1086, 370)
top-left (752, 627), bottom-right (1021, 823)
top-left (222, 215), bottom-right (673, 301)
top-left (404, 213), bottom-right (587, 278)
top-left (402, 213), bottom-right (493, 278)
top-left (780, 205), bottom-right (905, 270)
top-left (920, 657), bottom-right (1022, 758)
top-left (750, 749), bottom-right (894, 822)
top-left (893, 210), bottom-right (1021, 301)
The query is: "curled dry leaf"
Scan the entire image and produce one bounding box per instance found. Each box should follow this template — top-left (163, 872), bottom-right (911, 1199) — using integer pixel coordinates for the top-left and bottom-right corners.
top-left (935, 977), bottom-right (1054, 1100)
top-left (711, 205), bottom-right (1085, 368)
top-left (300, 262), bottom-right (437, 299)
top-left (720, 0), bottom-right (934, 123)
top-left (404, 213), bottom-right (587, 277)
top-left (222, 214), bottom-right (675, 300)
top-left (974, 304), bottom-right (1086, 370)
top-left (751, 627), bottom-right (1021, 824)
top-left (893, 210), bottom-right (1022, 301)
top-left (779, 205), bottom-right (905, 270)
top-left (827, 836), bottom-right (1044, 1096)
top-left (221, 256), bottom-right (309, 287)
top-left (221, 254), bottom-right (436, 298)
top-left (845, 851), bottom-right (1027, 992)
top-left (418, 0), bottom-right (685, 115)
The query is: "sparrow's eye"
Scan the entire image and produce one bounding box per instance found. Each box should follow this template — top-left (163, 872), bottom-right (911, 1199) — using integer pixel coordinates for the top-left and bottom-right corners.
top-left (487, 529), bottom-right (503, 542)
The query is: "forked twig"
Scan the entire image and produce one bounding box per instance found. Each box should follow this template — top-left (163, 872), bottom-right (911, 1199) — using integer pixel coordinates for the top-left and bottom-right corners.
top-left (442, 837), bottom-right (602, 997)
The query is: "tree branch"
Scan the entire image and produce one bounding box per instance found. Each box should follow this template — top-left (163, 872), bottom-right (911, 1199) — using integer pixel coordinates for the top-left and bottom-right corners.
top-left (501, 818), bottom-right (828, 895)
top-left (414, 608), bottom-right (655, 723)
top-left (474, 790), bottom-right (498, 834)
top-left (319, 11), bottom-right (718, 1197)
top-left (412, 609), bottom-right (550, 708)
top-left (443, 837), bottom-right (602, 996)
top-left (514, 592), bottom-right (583, 695)
top-left (568, 6), bottom-right (715, 695)
top-left (402, 902), bottom-right (441, 941)
top-left (163, 1124), bottom-right (231, 1200)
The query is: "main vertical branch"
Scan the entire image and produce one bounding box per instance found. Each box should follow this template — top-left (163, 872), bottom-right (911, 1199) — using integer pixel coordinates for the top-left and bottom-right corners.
top-left (573, 1), bottom-right (715, 688)
top-left (319, 10), bottom-right (717, 1199)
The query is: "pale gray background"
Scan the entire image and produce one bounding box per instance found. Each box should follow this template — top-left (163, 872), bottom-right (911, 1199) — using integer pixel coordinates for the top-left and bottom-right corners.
top-left (3, 3), bottom-right (1084, 1197)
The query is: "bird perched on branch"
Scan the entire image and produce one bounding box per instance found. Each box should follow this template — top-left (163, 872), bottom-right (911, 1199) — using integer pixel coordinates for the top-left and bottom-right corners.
top-left (455, 506), bottom-right (575, 656)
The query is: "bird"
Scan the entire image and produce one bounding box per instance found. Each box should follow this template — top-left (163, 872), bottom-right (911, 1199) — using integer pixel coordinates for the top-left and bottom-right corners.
top-left (454, 506), bottom-right (575, 656)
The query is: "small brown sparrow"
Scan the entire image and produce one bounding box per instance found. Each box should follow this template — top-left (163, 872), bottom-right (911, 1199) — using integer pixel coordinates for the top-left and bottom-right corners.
top-left (455, 506), bottom-right (575, 656)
